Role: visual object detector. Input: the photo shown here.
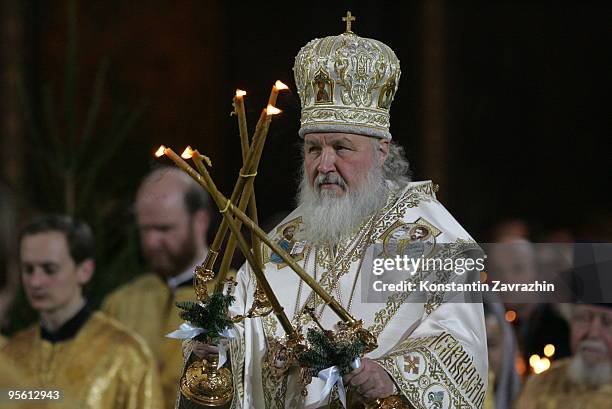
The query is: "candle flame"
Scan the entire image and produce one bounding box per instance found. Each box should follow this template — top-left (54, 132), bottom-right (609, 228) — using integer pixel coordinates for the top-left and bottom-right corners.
top-left (235, 89), bottom-right (247, 97)
top-left (155, 145), bottom-right (166, 157)
top-left (274, 80), bottom-right (289, 91)
top-left (505, 310), bottom-right (517, 322)
top-left (529, 354), bottom-right (551, 374)
top-left (266, 105), bottom-right (282, 115)
top-left (181, 146), bottom-right (195, 159)
top-left (544, 344), bottom-right (555, 357)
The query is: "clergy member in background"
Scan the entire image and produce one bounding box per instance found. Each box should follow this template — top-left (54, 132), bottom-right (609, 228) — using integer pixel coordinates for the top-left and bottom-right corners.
top-left (513, 303), bottom-right (612, 408)
top-left (102, 167), bottom-right (212, 409)
top-left (2, 214), bottom-right (162, 409)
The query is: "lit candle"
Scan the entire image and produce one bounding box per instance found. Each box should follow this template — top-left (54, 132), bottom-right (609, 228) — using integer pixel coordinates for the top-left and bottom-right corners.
top-left (156, 146), bottom-right (198, 179)
top-left (181, 146), bottom-right (212, 168)
top-left (260, 105), bottom-right (281, 139)
top-left (233, 90), bottom-right (249, 162)
top-left (181, 146), bottom-right (195, 159)
top-left (154, 145), bottom-right (167, 157)
top-left (267, 80), bottom-right (289, 107)
top-left (266, 104), bottom-right (281, 115)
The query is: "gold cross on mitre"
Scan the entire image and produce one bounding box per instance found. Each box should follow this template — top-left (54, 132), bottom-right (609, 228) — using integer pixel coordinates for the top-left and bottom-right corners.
top-left (342, 11), bottom-right (356, 33)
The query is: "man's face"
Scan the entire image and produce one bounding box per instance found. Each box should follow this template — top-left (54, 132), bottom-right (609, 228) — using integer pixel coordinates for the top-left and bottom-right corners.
top-left (570, 305), bottom-right (612, 366)
top-left (20, 232), bottom-right (89, 314)
top-left (303, 133), bottom-right (386, 197)
top-left (136, 187), bottom-right (198, 277)
top-left (283, 226), bottom-right (296, 240)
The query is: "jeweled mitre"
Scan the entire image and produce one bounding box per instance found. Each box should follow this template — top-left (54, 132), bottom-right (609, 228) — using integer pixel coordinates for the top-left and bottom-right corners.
top-left (293, 31), bottom-right (401, 139)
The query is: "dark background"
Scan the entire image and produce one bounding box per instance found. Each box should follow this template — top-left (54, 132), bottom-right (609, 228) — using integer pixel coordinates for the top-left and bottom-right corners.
top-left (1, 0), bottom-right (610, 329)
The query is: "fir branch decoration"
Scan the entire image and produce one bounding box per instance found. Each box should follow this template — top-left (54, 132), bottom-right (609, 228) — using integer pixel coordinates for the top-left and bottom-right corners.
top-left (297, 327), bottom-right (365, 377)
top-left (176, 292), bottom-right (235, 343)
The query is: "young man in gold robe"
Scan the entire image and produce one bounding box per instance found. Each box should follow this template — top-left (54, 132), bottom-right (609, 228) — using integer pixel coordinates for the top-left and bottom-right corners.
top-left (2, 215), bottom-right (163, 409)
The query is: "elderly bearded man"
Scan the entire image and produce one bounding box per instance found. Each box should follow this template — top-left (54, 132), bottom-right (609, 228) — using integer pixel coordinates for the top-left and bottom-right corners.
top-left (190, 20), bottom-right (488, 409)
top-left (514, 303), bottom-right (612, 409)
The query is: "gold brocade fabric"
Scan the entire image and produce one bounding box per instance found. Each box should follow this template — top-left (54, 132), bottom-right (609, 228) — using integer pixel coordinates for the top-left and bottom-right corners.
top-left (513, 358), bottom-right (612, 409)
top-left (1, 312), bottom-right (163, 409)
top-left (101, 274), bottom-right (197, 409)
top-left (0, 350), bottom-right (54, 408)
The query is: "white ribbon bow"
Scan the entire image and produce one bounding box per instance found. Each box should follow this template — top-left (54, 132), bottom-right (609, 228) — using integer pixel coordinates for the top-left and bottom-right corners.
top-left (317, 366), bottom-right (346, 408)
top-left (166, 323), bottom-right (236, 370)
top-left (315, 357), bottom-right (362, 408)
top-left (216, 327), bottom-right (236, 369)
top-left (165, 322), bottom-right (204, 340)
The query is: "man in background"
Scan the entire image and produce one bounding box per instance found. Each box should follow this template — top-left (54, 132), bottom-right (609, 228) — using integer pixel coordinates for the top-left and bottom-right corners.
top-left (514, 302), bottom-right (611, 408)
top-left (2, 214), bottom-right (161, 408)
top-left (488, 238), bottom-right (571, 371)
top-left (102, 166), bottom-right (211, 409)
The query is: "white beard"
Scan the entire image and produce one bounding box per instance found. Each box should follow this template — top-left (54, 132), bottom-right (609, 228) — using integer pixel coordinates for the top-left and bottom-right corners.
top-left (568, 340), bottom-right (611, 387)
top-left (297, 164), bottom-right (389, 246)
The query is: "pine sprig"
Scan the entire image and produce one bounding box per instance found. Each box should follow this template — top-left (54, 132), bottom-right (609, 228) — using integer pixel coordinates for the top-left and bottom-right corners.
top-left (175, 292), bottom-right (235, 343)
top-left (297, 328), bottom-right (365, 377)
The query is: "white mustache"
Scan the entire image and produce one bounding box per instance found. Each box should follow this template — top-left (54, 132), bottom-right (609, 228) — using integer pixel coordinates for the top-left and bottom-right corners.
top-left (315, 173), bottom-right (347, 190)
top-left (580, 339), bottom-right (608, 354)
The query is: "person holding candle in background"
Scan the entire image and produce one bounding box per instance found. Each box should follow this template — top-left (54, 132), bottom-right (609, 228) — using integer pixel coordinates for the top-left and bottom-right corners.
top-left (187, 14), bottom-right (488, 409)
top-left (2, 214), bottom-right (162, 408)
top-left (101, 167), bottom-right (213, 409)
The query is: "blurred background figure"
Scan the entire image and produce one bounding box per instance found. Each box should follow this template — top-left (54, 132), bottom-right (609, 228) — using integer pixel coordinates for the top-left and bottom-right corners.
top-left (513, 303), bottom-right (612, 408)
top-left (536, 227), bottom-right (575, 301)
top-left (483, 301), bottom-right (521, 409)
top-left (487, 237), bottom-right (571, 375)
top-left (101, 167), bottom-right (212, 409)
top-left (2, 214), bottom-right (162, 408)
top-left (0, 182), bottom-right (19, 340)
top-left (490, 218), bottom-right (530, 243)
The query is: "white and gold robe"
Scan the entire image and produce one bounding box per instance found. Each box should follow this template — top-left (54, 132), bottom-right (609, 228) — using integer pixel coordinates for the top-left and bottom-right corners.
top-left (230, 181), bottom-right (488, 409)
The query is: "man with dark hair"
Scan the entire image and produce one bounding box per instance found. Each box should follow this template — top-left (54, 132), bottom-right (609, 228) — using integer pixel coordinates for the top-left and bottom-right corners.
top-left (2, 214), bottom-right (162, 408)
top-left (102, 167), bottom-right (212, 409)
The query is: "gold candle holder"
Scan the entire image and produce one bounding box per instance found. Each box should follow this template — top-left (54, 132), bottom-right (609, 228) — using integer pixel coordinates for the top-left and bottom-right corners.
top-left (180, 356), bottom-right (233, 407)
